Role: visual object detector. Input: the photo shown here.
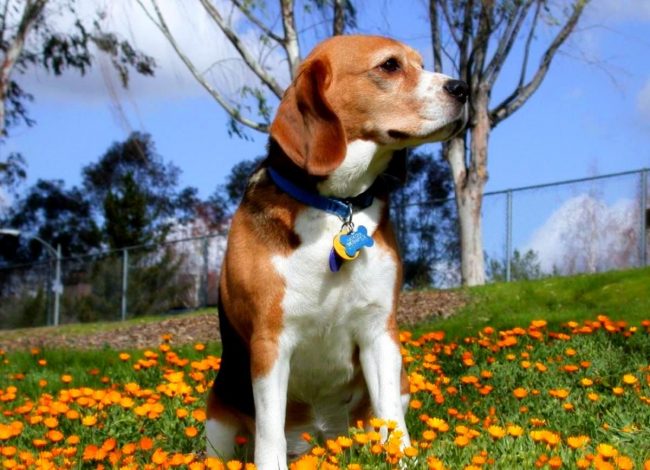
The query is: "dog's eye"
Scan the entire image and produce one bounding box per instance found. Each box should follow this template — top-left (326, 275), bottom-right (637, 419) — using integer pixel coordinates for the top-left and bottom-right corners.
top-left (379, 58), bottom-right (400, 73)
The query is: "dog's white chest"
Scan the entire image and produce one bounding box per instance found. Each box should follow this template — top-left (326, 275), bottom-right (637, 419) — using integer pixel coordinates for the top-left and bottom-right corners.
top-left (271, 200), bottom-right (397, 402)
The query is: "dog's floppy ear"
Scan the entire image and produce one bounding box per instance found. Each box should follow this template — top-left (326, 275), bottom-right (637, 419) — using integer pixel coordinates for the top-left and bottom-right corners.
top-left (269, 58), bottom-right (346, 175)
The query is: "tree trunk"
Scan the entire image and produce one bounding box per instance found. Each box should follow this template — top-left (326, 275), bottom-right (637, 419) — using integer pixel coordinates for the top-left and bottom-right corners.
top-left (446, 87), bottom-right (490, 286)
top-left (446, 136), bottom-right (486, 286)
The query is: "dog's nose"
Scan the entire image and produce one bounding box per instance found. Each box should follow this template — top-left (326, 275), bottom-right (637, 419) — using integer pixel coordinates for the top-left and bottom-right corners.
top-left (444, 80), bottom-right (469, 104)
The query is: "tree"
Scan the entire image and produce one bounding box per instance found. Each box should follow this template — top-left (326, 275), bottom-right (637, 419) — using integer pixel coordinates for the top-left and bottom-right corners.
top-left (487, 249), bottom-right (543, 282)
top-left (429, 0), bottom-right (589, 285)
top-left (83, 132), bottom-right (182, 248)
top-left (0, 0), bottom-right (155, 139)
top-left (390, 151), bottom-right (459, 287)
top-left (140, 0), bottom-right (588, 286)
top-left (0, 178), bottom-right (101, 263)
top-left (137, 0), bottom-right (356, 137)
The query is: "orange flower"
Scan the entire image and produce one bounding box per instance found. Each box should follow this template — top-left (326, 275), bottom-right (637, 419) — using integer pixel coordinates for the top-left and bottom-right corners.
top-left (47, 430), bottom-right (64, 442)
top-left (487, 425), bottom-right (506, 439)
top-left (622, 374), bottom-right (638, 385)
top-left (139, 436), bottom-right (154, 450)
top-left (454, 435), bottom-right (470, 447)
top-left (597, 443), bottom-right (618, 458)
top-left (186, 426), bottom-right (199, 438)
top-left (513, 388), bottom-right (528, 399)
top-left (152, 448), bottom-right (168, 464)
top-left (81, 415), bottom-right (97, 426)
top-left (567, 435), bottom-right (590, 449)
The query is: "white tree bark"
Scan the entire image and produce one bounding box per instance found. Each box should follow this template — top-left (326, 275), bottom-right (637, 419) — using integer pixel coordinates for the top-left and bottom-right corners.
top-left (0, 0), bottom-right (48, 138)
top-left (445, 136), bottom-right (486, 286)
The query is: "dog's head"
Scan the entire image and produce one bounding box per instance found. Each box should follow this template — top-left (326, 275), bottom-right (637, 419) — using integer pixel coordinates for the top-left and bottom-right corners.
top-left (270, 35), bottom-right (467, 197)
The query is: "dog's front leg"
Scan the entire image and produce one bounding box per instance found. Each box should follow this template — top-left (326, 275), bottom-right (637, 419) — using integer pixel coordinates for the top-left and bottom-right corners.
top-left (251, 337), bottom-right (290, 470)
top-left (359, 332), bottom-right (411, 448)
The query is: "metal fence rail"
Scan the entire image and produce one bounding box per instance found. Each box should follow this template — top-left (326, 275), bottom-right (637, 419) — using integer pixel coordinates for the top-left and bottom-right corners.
top-left (0, 168), bottom-right (648, 329)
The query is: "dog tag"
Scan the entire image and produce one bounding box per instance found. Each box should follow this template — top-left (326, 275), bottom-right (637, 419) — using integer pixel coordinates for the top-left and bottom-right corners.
top-left (333, 225), bottom-right (374, 260)
top-left (329, 249), bottom-right (344, 272)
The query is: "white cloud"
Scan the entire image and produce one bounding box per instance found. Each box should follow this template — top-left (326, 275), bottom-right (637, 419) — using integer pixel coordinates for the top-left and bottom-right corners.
top-left (21, 0), bottom-right (289, 105)
top-left (636, 78), bottom-right (650, 124)
top-left (524, 194), bottom-right (640, 275)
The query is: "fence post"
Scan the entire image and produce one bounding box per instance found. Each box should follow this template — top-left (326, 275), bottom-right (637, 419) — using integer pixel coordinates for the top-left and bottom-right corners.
top-left (201, 236), bottom-right (209, 307)
top-left (53, 244), bottom-right (62, 326)
top-left (505, 190), bottom-right (513, 282)
top-left (641, 169), bottom-right (648, 267)
top-left (121, 248), bottom-right (129, 321)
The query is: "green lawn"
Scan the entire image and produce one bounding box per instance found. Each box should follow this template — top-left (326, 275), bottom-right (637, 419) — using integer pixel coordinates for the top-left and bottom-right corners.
top-left (0, 268), bottom-right (648, 469)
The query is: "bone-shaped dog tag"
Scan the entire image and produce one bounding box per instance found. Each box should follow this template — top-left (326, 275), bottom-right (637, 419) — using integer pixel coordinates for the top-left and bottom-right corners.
top-left (333, 225), bottom-right (374, 260)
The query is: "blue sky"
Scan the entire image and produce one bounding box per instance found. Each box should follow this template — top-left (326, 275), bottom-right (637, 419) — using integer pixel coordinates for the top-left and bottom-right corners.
top-left (2, 0), bottom-right (650, 266)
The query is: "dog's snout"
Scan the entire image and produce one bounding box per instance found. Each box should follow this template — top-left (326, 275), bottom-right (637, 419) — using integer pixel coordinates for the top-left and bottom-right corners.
top-left (444, 80), bottom-right (469, 104)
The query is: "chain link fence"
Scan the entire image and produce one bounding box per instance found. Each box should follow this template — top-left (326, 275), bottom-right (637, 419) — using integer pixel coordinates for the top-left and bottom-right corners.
top-left (1, 168), bottom-right (648, 329)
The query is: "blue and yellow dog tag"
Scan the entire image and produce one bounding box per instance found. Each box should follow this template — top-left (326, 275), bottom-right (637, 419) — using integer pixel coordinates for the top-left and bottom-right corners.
top-left (329, 225), bottom-right (374, 272)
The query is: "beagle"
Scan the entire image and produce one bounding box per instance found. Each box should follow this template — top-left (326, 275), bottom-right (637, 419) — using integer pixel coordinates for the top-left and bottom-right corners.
top-left (206, 35), bottom-right (467, 469)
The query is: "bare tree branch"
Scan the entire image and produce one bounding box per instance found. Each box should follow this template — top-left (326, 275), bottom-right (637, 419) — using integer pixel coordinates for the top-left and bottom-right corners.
top-left (230, 0), bottom-right (284, 43)
top-left (137, 0), bottom-right (269, 133)
top-left (429, 0), bottom-right (443, 73)
top-left (333, 0), bottom-right (345, 35)
top-left (280, 0), bottom-right (300, 78)
top-left (518, 0), bottom-right (542, 88)
top-left (458, 0), bottom-right (475, 79)
top-left (198, 0), bottom-right (284, 98)
top-left (468, 0), bottom-right (494, 85)
top-left (439, 0), bottom-right (462, 47)
top-left (483, 0), bottom-right (534, 87)
top-left (490, 0), bottom-right (588, 127)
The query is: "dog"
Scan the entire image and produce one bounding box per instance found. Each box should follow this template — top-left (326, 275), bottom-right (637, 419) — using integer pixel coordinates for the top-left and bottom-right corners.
top-left (206, 35), bottom-right (467, 469)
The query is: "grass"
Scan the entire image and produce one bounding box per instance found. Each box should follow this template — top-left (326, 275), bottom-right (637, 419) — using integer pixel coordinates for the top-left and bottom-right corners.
top-left (413, 267), bottom-right (650, 341)
top-left (0, 307), bottom-right (216, 342)
top-left (0, 269), bottom-right (649, 469)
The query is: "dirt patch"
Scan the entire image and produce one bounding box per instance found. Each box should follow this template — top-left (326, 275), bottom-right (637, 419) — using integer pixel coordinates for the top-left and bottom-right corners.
top-left (0, 290), bottom-right (465, 352)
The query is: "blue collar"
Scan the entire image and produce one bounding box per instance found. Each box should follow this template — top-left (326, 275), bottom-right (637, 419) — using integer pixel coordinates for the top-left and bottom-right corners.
top-left (266, 167), bottom-right (374, 220)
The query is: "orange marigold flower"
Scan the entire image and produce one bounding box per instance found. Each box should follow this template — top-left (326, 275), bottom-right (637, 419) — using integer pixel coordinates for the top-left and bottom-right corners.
top-left (622, 374), bottom-right (638, 385)
top-left (580, 378), bottom-right (594, 387)
top-left (597, 443), bottom-right (618, 458)
top-left (549, 388), bottom-right (569, 400)
top-left (194, 343), bottom-right (206, 352)
top-left (422, 430), bottom-right (437, 441)
top-left (454, 435), bottom-right (470, 447)
top-left (139, 436), bottom-right (154, 450)
top-left (615, 455), bottom-right (634, 470)
top-left (404, 446), bottom-right (418, 458)
top-left (43, 417), bottom-right (58, 429)
top-left (513, 388), bottom-right (528, 399)
top-left (152, 448), bottom-right (168, 465)
top-left (81, 415), bottom-right (97, 426)
top-left (122, 443), bottom-right (136, 455)
top-left (548, 455), bottom-right (562, 469)
top-left (192, 409), bottom-right (207, 422)
top-left (612, 387), bottom-right (624, 396)
top-left (47, 430), bottom-right (64, 442)
top-left (487, 425), bottom-right (506, 439)
top-left (185, 426), bottom-right (199, 438)
top-left (410, 399), bottom-right (422, 409)
top-left (588, 392), bottom-right (600, 401)
top-left (567, 435), bottom-right (590, 449)
top-left (119, 352), bottom-right (130, 361)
